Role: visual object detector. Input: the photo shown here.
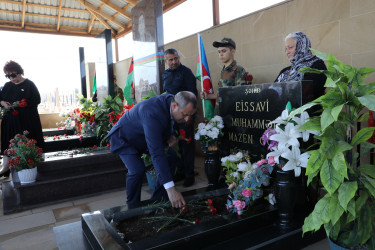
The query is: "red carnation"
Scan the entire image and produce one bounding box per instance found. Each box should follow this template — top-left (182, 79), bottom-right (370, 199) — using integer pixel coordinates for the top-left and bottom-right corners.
top-left (179, 129), bottom-right (186, 140)
top-left (19, 99), bottom-right (27, 107)
top-left (12, 110), bottom-right (19, 116)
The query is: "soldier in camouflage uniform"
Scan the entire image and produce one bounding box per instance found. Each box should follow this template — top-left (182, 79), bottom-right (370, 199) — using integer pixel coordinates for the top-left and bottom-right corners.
top-left (213, 37), bottom-right (247, 87)
top-left (200, 37), bottom-right (249, 101)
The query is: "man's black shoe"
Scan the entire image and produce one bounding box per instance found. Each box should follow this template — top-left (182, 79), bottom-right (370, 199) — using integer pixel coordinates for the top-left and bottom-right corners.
top-left (183, 177), bottom-right (195, 187)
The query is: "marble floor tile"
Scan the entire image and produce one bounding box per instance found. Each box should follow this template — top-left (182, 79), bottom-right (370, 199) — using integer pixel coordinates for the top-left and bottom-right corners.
top-left (52, 205), bottom-right (91, 222)
top-left (0, 211), bottom-right (56, 236)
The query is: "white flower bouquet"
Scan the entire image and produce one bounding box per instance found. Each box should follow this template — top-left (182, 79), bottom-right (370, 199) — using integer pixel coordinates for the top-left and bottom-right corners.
top-left (194, 115), bottom-right (224, 152)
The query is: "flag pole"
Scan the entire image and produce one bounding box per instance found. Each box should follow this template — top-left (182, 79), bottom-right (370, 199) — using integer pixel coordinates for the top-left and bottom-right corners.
top-left (197, 33), bottom-right (206, 118)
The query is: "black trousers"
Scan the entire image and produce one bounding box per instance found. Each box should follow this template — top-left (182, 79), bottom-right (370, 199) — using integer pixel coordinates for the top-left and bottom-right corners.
top-left (175, 120), bottom-right (195, 179)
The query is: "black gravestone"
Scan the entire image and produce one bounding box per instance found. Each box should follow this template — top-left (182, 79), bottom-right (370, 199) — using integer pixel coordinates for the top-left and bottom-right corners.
top-left (219, 81), bottom-right (316, 159)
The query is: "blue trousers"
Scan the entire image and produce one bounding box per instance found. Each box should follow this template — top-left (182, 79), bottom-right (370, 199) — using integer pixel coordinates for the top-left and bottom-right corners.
top-left (119, 148), bottom-right (177, 205)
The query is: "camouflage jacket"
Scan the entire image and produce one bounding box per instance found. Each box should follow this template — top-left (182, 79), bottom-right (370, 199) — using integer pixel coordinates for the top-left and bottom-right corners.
top-left (218, 60), bottom-right (247, 87)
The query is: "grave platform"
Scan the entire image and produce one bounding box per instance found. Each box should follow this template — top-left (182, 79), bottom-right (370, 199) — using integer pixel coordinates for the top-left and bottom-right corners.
top-left (1, 150), bottom-right (126, 214)
top-left (54, 187), bottom-right (326, 250)
top-left (43, 135), bottom-right (99, 153)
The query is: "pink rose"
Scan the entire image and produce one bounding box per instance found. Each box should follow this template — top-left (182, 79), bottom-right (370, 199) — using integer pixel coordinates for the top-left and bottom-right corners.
top-left (257, 159), bottom-right (267, 167)
top-left (228, 182), bottom-right (236, 190)
top-left (268, 156), bottom-right (276, 166)
top-left (233, 200), bottom-right (246, 211)
top-left (242, 189), bottom-right (252, 198)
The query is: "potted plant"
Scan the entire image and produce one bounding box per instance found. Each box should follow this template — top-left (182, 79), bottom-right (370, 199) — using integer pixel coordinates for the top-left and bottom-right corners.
top-left (289, 50), bottom-right (375, 248)
top-left (5, 130), bottom-right (43, 184)
top-left (142, 152), bottom-right (157, 191)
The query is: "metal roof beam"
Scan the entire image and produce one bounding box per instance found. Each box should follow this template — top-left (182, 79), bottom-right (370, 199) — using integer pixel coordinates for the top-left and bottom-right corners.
top-left (21, 0), bottom-right (26, 28)
top-left (77, 0), bottom-right (115, 34)
top-left (57, 0), bottom-right (62, 31)
top-left (99, 0), bottom-right (132, 20)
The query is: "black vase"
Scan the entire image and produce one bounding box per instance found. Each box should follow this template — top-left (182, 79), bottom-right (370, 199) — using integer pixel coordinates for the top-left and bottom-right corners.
top-left (274, 168), bottom-right (298, 229)
top-left (204, 150), bottom-right (221, 186)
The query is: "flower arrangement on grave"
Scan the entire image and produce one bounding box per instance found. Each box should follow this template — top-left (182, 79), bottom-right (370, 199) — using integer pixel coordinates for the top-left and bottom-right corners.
top-left (58, 95), bottom-right (97, 134)
top-left (260, 102), bottom-right (319, 177)
top-left (4, 130), bottom-right (43, 171)
top-left (94, 95), bottom-right (132, 145)
top-left (221, 151), bottom-right (274, 215)
top-left (194, 115), bottom-right (224, 152)
top-left (0, 98), bottom-right (27, 119)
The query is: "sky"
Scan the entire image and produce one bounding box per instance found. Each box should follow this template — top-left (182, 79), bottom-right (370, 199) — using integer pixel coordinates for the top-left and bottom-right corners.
top-left (0, 0), bottom-right (284, 96)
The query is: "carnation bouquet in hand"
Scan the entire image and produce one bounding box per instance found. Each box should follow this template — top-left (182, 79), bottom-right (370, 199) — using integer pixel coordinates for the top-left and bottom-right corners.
top-left (0, 98), bottom-right (27, 118)
top-left (261, 102), bottom-right (319, 177)
top-left (194, 115), bottom-right (224, 152)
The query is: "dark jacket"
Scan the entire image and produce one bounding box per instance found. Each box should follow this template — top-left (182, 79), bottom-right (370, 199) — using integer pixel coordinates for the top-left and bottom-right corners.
top-left (275, 59), bottom-right (327, 99)
top-left (162, 64), bottom-right (197, 96)
top-left (106, 94), bottom-right (175, 184)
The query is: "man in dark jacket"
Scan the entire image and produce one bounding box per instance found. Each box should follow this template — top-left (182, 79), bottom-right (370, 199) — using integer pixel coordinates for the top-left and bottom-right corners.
top-left (106, 91), bottom-right (197, 208)
top-left (162, 49), bottom-right (198, 187)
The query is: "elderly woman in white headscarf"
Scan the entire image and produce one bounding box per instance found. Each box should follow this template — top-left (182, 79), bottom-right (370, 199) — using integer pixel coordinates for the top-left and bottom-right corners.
top-left (275, 32), bottom-right (327, 97)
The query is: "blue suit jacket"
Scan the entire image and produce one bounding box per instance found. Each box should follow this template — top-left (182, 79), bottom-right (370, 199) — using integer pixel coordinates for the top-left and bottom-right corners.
top-left (106, 94), bottom-right (174, 184)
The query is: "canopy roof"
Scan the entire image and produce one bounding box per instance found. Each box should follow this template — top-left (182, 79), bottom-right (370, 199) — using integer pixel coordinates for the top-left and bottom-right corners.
top-left (0, 0), bottom-right (185, 39)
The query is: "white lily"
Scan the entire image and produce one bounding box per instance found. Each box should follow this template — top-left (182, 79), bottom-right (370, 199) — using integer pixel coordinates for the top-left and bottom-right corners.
top-left (268, 109), bottom-right (290, 126)
top-left (293, 111), bottom-right (320, 142)
top-left (266, 145), bottom-right (289, 164)
top-left (270, 123), bottom-right (301, 150)
top-left (280, 146), bottom-right (310, 177)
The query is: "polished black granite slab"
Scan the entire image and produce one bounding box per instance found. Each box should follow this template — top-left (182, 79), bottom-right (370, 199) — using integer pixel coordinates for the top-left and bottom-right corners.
top-left (1, 150), bottom-right (126, 214)
top-left (43, 128), bottom-right (75, 137)
top-left (44, 135), bottom-right (99, 153)
top-left (53, 186), bottom-right (326, 250)
top-left (219, 81), bottom-right (316, 159)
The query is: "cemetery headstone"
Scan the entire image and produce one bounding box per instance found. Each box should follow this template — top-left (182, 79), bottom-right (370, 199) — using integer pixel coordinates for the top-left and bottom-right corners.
top-left (219, 81), bottom-right (315, 160)
top-left (131, 0), bottom-right (164, 103)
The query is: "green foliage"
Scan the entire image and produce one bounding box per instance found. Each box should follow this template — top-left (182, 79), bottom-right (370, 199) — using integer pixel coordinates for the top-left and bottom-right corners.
top-left (298, 50), bottom-right (375, 247)
top-left (94, 95), bottom-right (124, 145)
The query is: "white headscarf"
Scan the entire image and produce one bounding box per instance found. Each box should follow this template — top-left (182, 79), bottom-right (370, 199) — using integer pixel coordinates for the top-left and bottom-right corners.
top-left (276, 32), bottom-right (320, 82)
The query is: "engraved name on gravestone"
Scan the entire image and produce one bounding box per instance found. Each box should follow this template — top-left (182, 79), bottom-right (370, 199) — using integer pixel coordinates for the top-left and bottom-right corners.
top-left (219, 81), bottom-right (315, 159)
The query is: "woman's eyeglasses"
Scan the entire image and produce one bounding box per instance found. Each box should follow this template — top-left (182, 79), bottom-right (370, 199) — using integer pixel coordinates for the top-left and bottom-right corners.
top-left (5, 73), bottom-right (19, 79)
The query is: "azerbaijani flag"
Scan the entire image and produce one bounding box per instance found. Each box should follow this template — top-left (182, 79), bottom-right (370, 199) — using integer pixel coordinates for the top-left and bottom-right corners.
top-left (196, 33), bottom-right (215, 120)
top-left (92, 70), bottom-right (97, 94)
top-left (124, 57), bottom-right (134, 105)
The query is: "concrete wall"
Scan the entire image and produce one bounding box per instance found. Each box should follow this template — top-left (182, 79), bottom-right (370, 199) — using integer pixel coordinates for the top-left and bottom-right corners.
top-left (112, 0), bottom-right (375, 124)
top-left (41, 0), bottom-right (375, 128)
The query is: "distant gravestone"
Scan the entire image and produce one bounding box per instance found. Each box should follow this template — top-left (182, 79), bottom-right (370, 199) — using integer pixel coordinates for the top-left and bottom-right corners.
top-left (131, 0), bottom-right (164, 103)
top-left (219, 81), bottom-right (316, 160)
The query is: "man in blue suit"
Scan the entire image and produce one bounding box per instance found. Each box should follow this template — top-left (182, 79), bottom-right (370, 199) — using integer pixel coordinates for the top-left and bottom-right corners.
top-left (106, 91), bottom-right (197, 208)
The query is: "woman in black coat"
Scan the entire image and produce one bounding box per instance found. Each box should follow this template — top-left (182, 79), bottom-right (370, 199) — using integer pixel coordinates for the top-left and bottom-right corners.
top-left (0, 61), bottom-right (44, 177)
